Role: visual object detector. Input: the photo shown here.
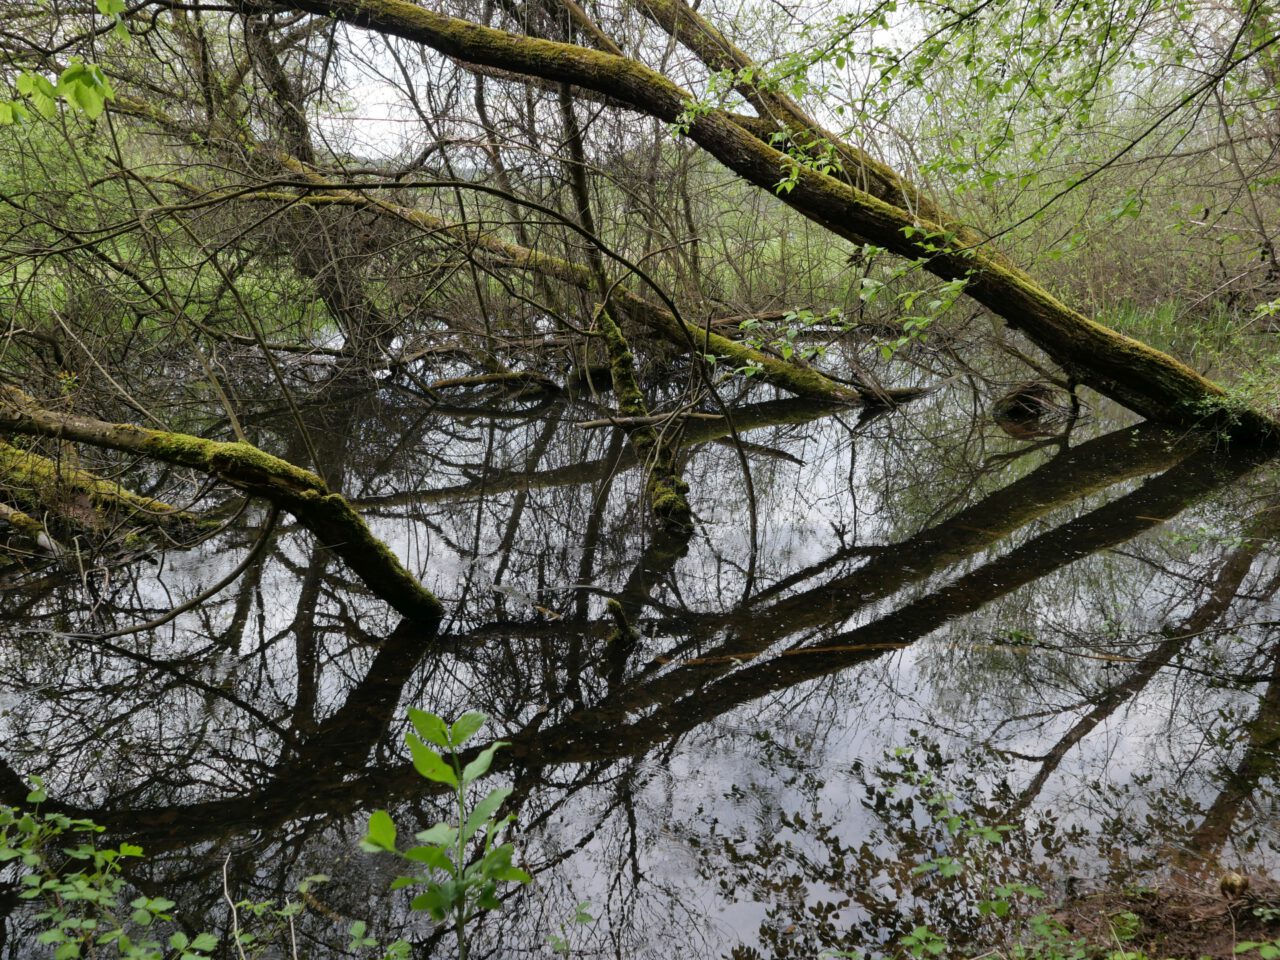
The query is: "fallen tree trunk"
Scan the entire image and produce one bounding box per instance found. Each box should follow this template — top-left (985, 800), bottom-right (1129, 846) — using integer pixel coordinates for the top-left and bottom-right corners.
top-left (256, 0), bottom-right (1276, 437)
top-left (0, 438), bottom-right (204, 535)
top-left (230, 169), bottom-right (879, 405)
top-left (0, 500), bottom-right (59, 556)
top-left (0, 388), bottom-right (445, 630)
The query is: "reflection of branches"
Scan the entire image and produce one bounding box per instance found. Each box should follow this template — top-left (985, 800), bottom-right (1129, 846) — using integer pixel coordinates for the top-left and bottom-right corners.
top-left (1008, 502), bottom-right (1280, 815)
top-left (64, 506), bottom-right (279, 643)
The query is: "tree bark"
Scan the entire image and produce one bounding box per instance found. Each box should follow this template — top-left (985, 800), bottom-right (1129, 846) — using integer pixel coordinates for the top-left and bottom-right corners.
top-left (255, 0), bottom-right (1276, 436)
top-left (0, 388), bottom-right (444, 631)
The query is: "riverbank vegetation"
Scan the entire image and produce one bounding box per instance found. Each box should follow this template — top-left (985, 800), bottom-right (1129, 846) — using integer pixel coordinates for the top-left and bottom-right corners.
top-left (1, 0), bottom-right (1279, 953)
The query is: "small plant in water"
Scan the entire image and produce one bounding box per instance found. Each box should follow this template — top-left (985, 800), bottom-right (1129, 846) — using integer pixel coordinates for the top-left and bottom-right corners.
top-left (361, 709), bottom-right (530, 960)
top-left (547, 900), bottom-right (594, 954)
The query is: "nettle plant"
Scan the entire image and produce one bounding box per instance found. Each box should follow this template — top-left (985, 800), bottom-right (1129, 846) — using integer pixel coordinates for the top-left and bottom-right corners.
top-left (361, 710), bottom-right (530, 960)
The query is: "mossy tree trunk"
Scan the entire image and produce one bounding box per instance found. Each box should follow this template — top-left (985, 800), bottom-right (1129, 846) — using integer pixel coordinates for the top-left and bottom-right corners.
top-left (0, 389), bottom-right (444, 631)
top-left (262, 0), bottom-right (1275, 436)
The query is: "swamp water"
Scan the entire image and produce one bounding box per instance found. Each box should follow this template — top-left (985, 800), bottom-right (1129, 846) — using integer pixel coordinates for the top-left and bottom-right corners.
top-left (2, 374), bottom-right (1279, 958)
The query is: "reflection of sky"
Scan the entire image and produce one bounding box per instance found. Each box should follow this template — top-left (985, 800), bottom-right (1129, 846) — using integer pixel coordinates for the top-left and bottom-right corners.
top-left (2, 381), bottom-right (1279, 956)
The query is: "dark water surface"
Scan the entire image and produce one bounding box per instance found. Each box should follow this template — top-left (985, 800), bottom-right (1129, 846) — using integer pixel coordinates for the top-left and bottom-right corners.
top-left (3, 375), bottom-right (1279, 958)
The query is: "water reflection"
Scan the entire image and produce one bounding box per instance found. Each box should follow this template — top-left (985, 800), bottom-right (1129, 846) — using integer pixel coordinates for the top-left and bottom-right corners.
top-left (1, 373), bottom-right (1278, 958)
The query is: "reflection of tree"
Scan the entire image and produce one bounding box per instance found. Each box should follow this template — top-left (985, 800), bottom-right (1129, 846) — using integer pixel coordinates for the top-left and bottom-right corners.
top-left (1, 384), bottom-right (1278, 957)
top-left (1009, 501), bottom-right (1280, 818)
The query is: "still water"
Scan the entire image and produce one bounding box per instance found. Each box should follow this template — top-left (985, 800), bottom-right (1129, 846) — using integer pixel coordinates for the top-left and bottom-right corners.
top-left (2, 372), bottom-right (1278, 958)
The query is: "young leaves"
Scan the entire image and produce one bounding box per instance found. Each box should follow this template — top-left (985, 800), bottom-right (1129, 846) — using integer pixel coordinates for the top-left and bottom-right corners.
top-left (2, 62), bottom-right (116, 126)
top-left (363, 709), bottom-right (530, 951)
top-left (363, 810), bottom-right (398, 852)
top-left (407, 735), bottom-right (458, 786)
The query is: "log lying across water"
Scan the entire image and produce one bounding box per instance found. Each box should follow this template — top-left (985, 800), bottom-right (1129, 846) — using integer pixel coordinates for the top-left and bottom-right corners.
top-left (0, 387), bottom-right (444, 631)
top-left (262, 0), bottom-right (1276, 438)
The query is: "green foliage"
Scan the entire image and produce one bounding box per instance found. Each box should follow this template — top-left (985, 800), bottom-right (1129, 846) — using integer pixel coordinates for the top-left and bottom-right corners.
top-left (1, 777), bottom-right (411, 960)
top-left (1107, 910), bottom-right (1141, 943)
top-left (362, 710), bottom-right (530, 959)
top-left (900, 924), bottom-right (948, 957)
top-left (1, 61), bottom-right (116, 125)
top-left (0, 777), bottom-right (220, 960)
top-left (1237, 940), bottom-right (1280, 959)
top-left (547, 900), bottom-right (594, 955)
top-left (769, 129), bottom-right (844, 195)
top-left (737, 306), bottom-right (842, 374)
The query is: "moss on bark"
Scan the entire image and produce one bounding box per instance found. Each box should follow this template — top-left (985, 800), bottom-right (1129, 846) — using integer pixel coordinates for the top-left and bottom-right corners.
top-left (269, 0), bottom-right (1277, 437)
top-left (0, 439), bottom-right (198, 531)
top-left (0, 389), bottom-right (444, 631)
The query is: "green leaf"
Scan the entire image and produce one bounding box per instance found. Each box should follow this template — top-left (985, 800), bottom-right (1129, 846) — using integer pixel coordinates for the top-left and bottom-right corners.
top-left (415, 823), bottom-right (457, 846)
top-left (491, 865), bottom-right (531, 884)
top-left (449, 711), bottom-right (487, 746)
top-left (404, 845), bottom-right (453, 871)
top-left (407, 734), bottom-right (458, 786)
top-left (407, 709), bottom-right (450, 748)
top-left (190, 933), bottom-right (218, 951)
top-left (463, 787), bottom-right (512, 842)
top-left (31, 92), bottom-right (57, 119)
top-left (462, 741), bottom-right (508, 786)
top-left (364, 810), bottom-right (397, 851)
top-left (410, 883), bottom-right (457, 921)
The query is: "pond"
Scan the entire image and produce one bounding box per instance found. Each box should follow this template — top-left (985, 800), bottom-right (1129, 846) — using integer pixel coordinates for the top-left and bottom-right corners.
top-left (2, 370), bottom-right (1278, 958)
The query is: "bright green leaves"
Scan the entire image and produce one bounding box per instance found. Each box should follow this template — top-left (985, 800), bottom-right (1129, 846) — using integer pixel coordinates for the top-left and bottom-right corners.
top-left (405, 709), bottom-right (510, 789)
top-left (19, 71), bottom-right (59, 119)
top-left (736, 306), bottom-right (845, 376)
top-left (900, 924), bottom-right (948, 958)
top-left (129, 895), bottom-right (175, 927)
top-left (363, 810), bottom-right (398, 852)
top-left (1, 61), bottom-right (116, 126)
top-left (408, 707), bottom-right (449, 747)
top-left (461, 741), bottom-right (506, 786)
top-left (768, 129), bottom-right (843, 196)
top-left (94, 0), bottom-right (131, 40)
top-left (6, 790), bottom-right (413, 960)
top-left (449, 711), bottom-right (486, 746)
top-left (407, 735), bottom-right (458, 786)
top-left (463, 786), bottom-right (511, 842)
top-left (0, 795), bottom-right (221, 960)
top-left (168, 931), bottom-right (219, 960)
top-left (363, 710), bottom-right (530, 949)
top-left (55, 61), bottom-right (114, 119)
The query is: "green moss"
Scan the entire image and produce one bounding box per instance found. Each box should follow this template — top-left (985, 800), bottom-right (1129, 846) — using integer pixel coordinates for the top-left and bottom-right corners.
top-left (0, 501), bottom-right (47, 545)
top-left (0, 439), bottom-right (194, 526)
top-left (649, 473), bottom-right (693, 532)
top-left (137, 433), bottom-right (325, 495)
top-left (0, 403), bottom-right (445, 629)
